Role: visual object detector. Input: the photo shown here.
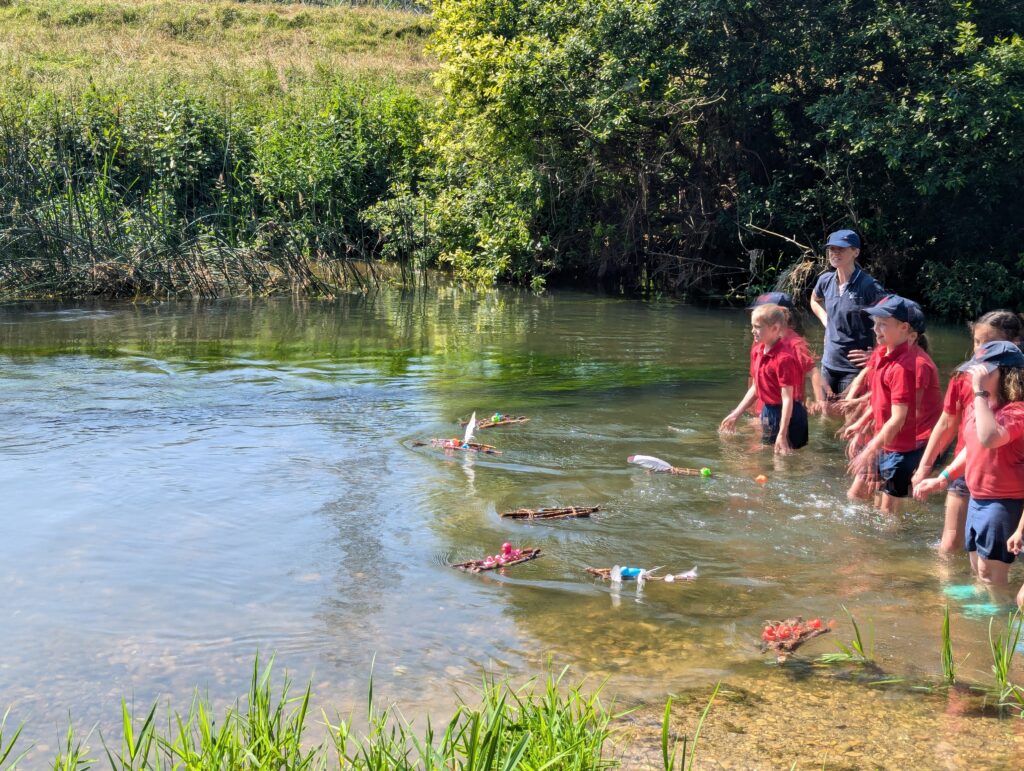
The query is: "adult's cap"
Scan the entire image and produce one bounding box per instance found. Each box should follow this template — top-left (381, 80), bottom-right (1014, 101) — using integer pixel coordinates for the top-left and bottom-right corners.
top-left (957, 340), bottom-right (1024, 373)
top-left (864, 294), bottom-right (911, 323)
top-left (825, 229), bottom-right (861, 249)
top-left (748, 291), bottom-right (795, 311)
top-left (905, 299), bottom-right (926, 334)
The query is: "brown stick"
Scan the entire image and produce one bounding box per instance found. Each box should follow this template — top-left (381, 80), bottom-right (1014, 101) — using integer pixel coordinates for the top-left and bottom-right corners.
top-left (500, 506), bottom-right (599, 520)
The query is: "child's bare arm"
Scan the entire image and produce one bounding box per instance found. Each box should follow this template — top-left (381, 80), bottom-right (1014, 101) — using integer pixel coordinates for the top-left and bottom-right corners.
top-left (775, 386), bottom-right (794, 454)
top-left (720, 384), bottom-right (758, 433)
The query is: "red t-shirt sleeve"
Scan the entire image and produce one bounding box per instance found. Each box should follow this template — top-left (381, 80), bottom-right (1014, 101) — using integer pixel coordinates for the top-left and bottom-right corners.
top-left (775, 352), bottom-right (803, 391)
top-left (886, 362), bottom-right (915, 405)
top-left (942, 374), bottom-right (968, 416)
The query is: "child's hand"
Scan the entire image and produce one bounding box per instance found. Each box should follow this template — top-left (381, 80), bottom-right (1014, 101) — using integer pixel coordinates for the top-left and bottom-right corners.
top-left (1008, 531), bottom-right (1024, 555)
top-left (848, 349), bottom-right (872, 368)
top-left (910, 465), bottom-right (932, 490)
top-left (966, 363), bottom-right (989, 391)
top-left (913, 477), bottom-right (945, 501)
top-left (774, 435), bottom-right (793, 455)
top-left (846, 445), bottom-right (877, 478)
top-left (718, 413), bottom-right (739, 434)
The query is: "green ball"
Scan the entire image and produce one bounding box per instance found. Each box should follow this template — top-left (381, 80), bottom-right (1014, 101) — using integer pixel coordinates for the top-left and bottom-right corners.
top-left (700, 467), bottom-right (712, 478)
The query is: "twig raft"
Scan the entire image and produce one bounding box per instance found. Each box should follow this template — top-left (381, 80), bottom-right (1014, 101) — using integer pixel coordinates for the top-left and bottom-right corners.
top-left (500, 506), bottom-right (599, 520)
top-left (627, 455), bottom-right (709, 476)
top-left (761, 617), bottom-right (831, 662)
top-left (459, 413), bottom-right (530, 429)
top-left (587, 566), bottom-right (697, 583)
top-left (422, 438), bottom-right (502, 454)
top-left (452, 548), bottom-right (542, 573)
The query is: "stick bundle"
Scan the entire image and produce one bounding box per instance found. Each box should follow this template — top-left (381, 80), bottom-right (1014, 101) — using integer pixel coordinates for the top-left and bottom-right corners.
top-left (761, 617), bottom-right (830, 662)
top-left (452, 548), bottom-right (542, 573)
top-left (500, 506), bottom-right (599, 520)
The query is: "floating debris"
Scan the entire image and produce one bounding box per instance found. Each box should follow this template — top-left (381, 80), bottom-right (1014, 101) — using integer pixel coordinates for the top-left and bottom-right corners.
top-left (761, 617), bottom-right (831, 662)
top-left (460, 413), bottom-right (530, 429)
top-left (452, 544), bottom-right (542, 573)
top-left (628, 455), bottom-right (710, 476)
top-left (500, 505), bottom-right (599, 520)
top-left (415, 412), bottom-right (502, 454)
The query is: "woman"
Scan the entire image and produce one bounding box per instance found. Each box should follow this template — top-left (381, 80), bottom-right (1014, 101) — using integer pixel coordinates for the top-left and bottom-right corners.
top-left (809, 229), bottom-right (886, 399)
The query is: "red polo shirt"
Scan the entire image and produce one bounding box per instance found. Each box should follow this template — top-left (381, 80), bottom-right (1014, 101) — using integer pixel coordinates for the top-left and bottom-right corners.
top-left (942, 373), bottom-right (974, 454)
top-left (869, 341), bottom-right (917, 452)
top-left (914, 347), bottom-right (942, 444)
top-left (754, 336), bottom-right (803, 407)
top-left (963, 401), bottom-right (1024, 499)
top-left (750, 330), bottom-right (815, 408)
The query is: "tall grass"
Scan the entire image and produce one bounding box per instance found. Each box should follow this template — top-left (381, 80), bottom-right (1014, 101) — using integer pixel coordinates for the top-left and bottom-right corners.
top-left (988, 611), bottom-right (1024, 711)
top-left (5, 657), bottom-right (669, 768)
top-left (942, 604), bottom-right (956, 686)
top-left (0, 77), bottom-right (430, 298)
top-left (817, 606), bottom-right (875, 666)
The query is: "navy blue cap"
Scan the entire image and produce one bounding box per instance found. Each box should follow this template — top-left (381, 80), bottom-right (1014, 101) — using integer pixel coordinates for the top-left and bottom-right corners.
top-left (864, 294), bottom-right (911, 323)
top-left (957, 340), bottom-right (1024, 373)
top-left (825, 229), bottom-right (861, 249)
top-left (905, 300), bottom-right (926, 334)
top-left (748, 291), bottom-right (795, 311)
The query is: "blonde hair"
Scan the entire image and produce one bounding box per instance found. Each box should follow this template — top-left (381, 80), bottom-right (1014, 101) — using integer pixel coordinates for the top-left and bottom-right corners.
top-left (999, 367), bottom-right (1024, 404)
top-left (752, 304), bottom-right (786, 327)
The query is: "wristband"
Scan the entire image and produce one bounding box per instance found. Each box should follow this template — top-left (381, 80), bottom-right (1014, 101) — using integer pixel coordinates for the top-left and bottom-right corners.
top-left (940, 469), bottom-right (951, 481)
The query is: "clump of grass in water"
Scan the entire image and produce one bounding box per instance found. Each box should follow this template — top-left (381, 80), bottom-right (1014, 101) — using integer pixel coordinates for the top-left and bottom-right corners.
top-left (988, 610), bottom-right (1024, 712)
top-left (817, 606), bottom-right (875, 666)
top-left (942, 604), bottom-right (956, 686)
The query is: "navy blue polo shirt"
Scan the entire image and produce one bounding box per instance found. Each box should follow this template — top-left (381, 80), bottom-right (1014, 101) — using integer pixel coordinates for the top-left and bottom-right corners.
top-left (812, 266), bottom-right (886, 373)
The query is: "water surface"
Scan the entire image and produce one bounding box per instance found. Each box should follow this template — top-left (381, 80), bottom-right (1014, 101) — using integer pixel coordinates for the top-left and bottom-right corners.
top-left (0, 290), bottom-right (1012, 758)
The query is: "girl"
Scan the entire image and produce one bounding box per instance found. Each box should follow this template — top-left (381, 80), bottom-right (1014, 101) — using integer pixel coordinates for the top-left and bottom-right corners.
top-left (745, 293), bottom-right (819, 416)
top-left (912, 311), bottom-right (1024, 553)
top-left (916, 341), bottom-right (1024, 586)
top-left (720, 303), bottom-right (808, 454)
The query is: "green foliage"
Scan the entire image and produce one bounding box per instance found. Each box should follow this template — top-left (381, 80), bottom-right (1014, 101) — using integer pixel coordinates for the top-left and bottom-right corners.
top-left (382, 0), bottom-right (1024, 309)
top-left (942, 605), bottom-right (956, 686)
top-left (0, 77), bottom-right (430, 297)
top-left (817, 606), bottom-right (875, 666)
top-left (988, 611), bottom-right (1024, 712)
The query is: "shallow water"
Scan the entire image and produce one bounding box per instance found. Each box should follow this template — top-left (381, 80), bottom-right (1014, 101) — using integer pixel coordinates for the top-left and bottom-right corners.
top-left (0, 290), bottom-right (1017, 760)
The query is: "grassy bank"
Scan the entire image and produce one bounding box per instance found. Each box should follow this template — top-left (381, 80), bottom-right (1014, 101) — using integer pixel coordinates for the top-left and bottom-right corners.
top-left (0, 0), bottom-right (434, 96)
top-left (0, 0), bottom-right (437, 299)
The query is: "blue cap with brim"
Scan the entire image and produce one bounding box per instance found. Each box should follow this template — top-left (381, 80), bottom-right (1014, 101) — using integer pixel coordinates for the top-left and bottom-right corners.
top-left (825, 229), bottom-right (861, 249)
top-left (747, 291), bottom-right (795, 311)
top-left (864, 294), bottom-right (910, 323)
top-left (905, 300), bottom-right (926, 334)
top-left (957, 340), bottom-right (1024, 373)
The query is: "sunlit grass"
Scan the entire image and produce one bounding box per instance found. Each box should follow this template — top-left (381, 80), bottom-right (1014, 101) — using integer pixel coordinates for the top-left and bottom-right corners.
top-left (0, 0), bottom-right (436, 98)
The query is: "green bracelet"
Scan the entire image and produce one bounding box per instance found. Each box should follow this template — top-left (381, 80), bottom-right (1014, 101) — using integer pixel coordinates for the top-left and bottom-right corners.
top-left (940, 469), bottom-right (951, 481)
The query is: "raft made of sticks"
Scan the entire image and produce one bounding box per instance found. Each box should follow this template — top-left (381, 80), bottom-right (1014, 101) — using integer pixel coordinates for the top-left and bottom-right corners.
top-left (500, 506), bottom-right (599, 520)
top-left (761, 617), bottom-right (830, 662)
top-left (413, 439), bottom-right (502, 454)
top-left (459, 416), bottom-right (530, 429)
top-left (452, 548), bottom-right (542, 572)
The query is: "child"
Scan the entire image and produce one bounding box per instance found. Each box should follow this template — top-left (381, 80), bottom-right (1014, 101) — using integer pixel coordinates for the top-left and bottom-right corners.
top-left (720, 303), bottom-right (808, 454)
top-left (745, 292), bottom-right (820, 416)
top-left (841, 300), bottom-right (939, 496)
top-left (912, 311), bottom-right (1024, 553)
top-left (916, 341), bottom-right (1024, 587)
top-left (847, 295), bottom-right (919, 514)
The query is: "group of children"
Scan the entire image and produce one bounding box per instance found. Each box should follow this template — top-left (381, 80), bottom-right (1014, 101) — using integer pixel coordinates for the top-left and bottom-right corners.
top-left (721, 282), bottom-right (1024, 607)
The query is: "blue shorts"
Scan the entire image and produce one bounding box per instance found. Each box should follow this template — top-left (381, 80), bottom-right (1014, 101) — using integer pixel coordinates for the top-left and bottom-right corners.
top-left (966, 498), bottom-right (1024, 564)
top-left (878, 447), bottom-right (925, 498)
top-left (948, 475), bottom-right (970, 498)
top-left (821, 365), bottom-right (858, 398)
top-left (760, 402), bottom-right (808, 449)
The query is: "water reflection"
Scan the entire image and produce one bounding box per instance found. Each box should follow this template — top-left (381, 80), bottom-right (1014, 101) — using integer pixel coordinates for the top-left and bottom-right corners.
top-left (0, 290), bottom-right (1013, 758)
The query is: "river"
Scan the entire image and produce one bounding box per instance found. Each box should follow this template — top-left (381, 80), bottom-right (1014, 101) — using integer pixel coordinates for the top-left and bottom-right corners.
top-left (1, 289), bottom-right (1021, 765)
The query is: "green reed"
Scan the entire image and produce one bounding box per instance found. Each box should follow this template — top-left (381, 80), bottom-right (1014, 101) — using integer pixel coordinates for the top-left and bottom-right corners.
top-left (942, 604), bottom-right (956, 686)
top-left (988, 610), bottom-right (1024, 711)
top-left (4, 656), bottom-right (650, 769)
top-left (660, 684), bottom-right (718, 771)
top-left (817, 606), bottom-right (875, 666)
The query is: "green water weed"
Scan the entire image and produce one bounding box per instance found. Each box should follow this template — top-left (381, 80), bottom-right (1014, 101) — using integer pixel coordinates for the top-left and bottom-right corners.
top-left (660, 683), bottom-right (719, 770)
top-left (942, 604), bottom-right (956, 685)
top-left (988, 611), bottom-right (1024, 712)
top-left (816, 606), bottom-right (874, 666)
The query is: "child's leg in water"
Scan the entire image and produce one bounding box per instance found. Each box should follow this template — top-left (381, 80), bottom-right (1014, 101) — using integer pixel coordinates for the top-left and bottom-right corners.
top-left (939, 494), bottom-right (969, 554)
top-left (969, 552), bottom-right (1011, 587)
top-left (847, 476), bottom-right (874, 502)
top-left (877, 491), bottom-right (906, 516)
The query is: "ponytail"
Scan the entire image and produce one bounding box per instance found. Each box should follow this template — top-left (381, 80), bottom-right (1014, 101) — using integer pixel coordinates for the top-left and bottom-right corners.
top-left (916, 332), bottom-right (930, 353)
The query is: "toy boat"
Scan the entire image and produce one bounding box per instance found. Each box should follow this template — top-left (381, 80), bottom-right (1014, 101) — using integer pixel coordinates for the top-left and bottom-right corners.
top-left (452, 547), bottom-right (542, 573)
top-left (500, 506), bottom-right (599, 520)
top-left (760, 617), bottom-right (831, 662)
top-left (459, 413), bottom-right (530, 429)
